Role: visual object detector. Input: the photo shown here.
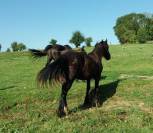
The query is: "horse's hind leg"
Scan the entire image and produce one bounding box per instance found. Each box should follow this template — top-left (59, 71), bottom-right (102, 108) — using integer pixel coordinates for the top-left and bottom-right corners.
top-left (57, 80), bottom-right (73, 117)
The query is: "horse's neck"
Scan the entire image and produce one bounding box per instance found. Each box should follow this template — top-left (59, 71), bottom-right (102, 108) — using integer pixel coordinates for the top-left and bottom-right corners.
top-left (88, 49), bottom-right (102, 63)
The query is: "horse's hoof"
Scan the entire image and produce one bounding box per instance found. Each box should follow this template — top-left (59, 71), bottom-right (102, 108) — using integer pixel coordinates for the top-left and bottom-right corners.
top-left (83, 102), bottom-right (91, 108)
top-left (64, 106), bottom-right (69, 115)
top-left (57, 107), bottom-right (69, 118)
top-left (91, 98), bottom-right (100, 107)
top-left (95, 98), bottom-right (101, 107)
top-left (95, 101), bottom-right (100, 107)
top-left (57, 110), bottom-right (66, 118)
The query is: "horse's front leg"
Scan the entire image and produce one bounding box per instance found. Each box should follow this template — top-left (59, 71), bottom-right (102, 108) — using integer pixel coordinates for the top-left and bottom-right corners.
top-left (83, 80), bottom-right (91, 106)
top-left (94, 78), bottom-right (100, 107)
top-left (57, 80), bottom-right (73, 117)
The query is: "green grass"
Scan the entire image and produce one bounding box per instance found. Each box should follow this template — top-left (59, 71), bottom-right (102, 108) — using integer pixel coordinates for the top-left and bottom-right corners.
top-left (0, 44), bottom-right (153, 132)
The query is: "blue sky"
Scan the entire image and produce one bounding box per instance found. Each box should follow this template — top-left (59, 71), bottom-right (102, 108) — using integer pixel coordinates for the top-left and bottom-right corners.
top-left (0, 0), bottom-right (153, 51)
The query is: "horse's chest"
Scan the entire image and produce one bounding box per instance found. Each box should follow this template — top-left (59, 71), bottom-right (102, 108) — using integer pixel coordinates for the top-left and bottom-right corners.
top-left (80, 61), bottom-right (101, 79)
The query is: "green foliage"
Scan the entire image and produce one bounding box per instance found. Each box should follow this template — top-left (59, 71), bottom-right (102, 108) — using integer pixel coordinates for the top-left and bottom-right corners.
top-left (114, 13), bottom-right (153, 44)
top-left (145, 18), bottom-right (153, 40)
top-left (50, 39), bottom-right (57, 45)
top-left (69, 31), bottom-right (85, 47)
top-left (11, 42), bottom-right (26, 52)
top-left (11, 42), bottom-right (18, 51)
top-left (85, 37), bottom-right (93, 47)
top-left (137, 28), bottom-right (147, 43)
top-left (18, 43), bottom-right (26, 51)
top-left (6, 48), bottom-right (11, 52)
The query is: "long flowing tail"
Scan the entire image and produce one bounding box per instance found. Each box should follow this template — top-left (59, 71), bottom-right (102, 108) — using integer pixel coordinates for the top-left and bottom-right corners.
top-left (29, 45), bottom-right (52, 58)
top-left (37, 57), bottom-right (68, 87)
top-left (29, 49), bottom-right (47, 58)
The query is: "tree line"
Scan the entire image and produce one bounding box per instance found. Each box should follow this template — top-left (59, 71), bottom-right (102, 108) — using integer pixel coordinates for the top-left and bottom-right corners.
top-left (4, 42), bottom-right (26, 52)
top-left (50, 31), bottom-right (93, 48)
top-left (0, 31), bottom-right (93, 52)
top-left (1, 12), bottom-right (152, 52)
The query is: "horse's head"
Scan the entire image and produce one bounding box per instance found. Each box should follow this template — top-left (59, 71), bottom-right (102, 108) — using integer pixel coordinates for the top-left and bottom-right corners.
top-left (95, 39), bottom-right (111, 60)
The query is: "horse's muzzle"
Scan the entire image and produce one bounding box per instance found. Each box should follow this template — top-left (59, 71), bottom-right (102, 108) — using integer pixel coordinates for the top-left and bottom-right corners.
top-left (106, 53), bottom-right (111, 60)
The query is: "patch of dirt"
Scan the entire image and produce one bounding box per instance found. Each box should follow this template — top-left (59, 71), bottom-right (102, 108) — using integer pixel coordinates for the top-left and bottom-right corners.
top-left (102, 96), bottom-right (131, 110)
top-left (138, 102), bottom-right (153, 115)
top-left (100, 96), bottom-right (153, 116)
top-left (116, 111), bottom-right (128, 121)
top-left (119, 74), bottom-right (153, 80)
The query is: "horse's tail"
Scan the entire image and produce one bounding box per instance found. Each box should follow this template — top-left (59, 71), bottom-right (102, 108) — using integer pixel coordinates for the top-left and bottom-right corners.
top-left (29, 45), bottom-right (52, 58)
top-left (29, 49), bottom-right (47, 58)
top-left (37, 57), bottom-right (68, 87)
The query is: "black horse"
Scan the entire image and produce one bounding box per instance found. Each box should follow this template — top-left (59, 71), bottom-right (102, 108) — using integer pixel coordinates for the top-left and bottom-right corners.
top-left (37, 40), bottom-right (111, 117)
top-left (29, 44), bottom-right (72, 66)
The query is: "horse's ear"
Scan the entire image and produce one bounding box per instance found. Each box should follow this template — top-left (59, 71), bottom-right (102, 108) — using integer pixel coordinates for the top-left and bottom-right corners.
top-left (81, 46), bottom-right (85, 51)
top-left (105, 39), bottom-right (107, 43)
top-left (100, 40), bottom-right (104, 44)
top-left (95, 42), bottom-right (99, 47)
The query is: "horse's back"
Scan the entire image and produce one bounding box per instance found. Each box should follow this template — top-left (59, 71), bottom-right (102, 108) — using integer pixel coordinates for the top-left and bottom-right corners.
top-left (44, 45), bottom-right (52, 52)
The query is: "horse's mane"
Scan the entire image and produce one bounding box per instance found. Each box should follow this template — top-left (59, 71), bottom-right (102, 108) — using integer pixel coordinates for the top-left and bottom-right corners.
top-left (44, 45), bottom-right (52, 52)
top-left (64, 45), bottom-right (72, 49)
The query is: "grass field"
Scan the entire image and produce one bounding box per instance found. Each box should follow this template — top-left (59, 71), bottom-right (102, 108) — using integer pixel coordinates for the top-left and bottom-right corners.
top-left (0, 44), bottom-right (153, 132)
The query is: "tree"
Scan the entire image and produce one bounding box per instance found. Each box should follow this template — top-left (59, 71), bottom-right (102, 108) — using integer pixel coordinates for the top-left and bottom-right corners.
top-left (11, 42), bottom-right (18, 51)
top-left (114, 13), bottom-right (153, 44)
top-left (50, 39), bottom-right (57, 45)
top-left (85, 37), bottom-right (93, 47)
top-left (18, 43), bottom-right (26, 51)
top-left (11, 42), bottom-right (27, 51)
top-left (6, 48), bottom-right (11, 52)
top-left (69, 31), bottom-right (85, 47)
top-left (0, 44), bottom-right (1, 52)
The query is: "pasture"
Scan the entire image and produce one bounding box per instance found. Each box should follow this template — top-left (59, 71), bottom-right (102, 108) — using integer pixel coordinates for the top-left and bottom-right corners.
top-left (0, 44), bottom-right (153, 132)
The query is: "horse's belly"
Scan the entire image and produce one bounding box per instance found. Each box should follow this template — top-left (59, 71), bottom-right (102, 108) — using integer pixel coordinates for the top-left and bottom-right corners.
top-left (76, 71), bottom-right (92, 80)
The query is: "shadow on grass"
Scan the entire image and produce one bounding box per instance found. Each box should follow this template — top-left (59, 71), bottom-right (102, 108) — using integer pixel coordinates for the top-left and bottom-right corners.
top-left (100, 75), bottom-right (107, 80)
top-left (0, 86), bottom-right (16, 91)
top-left (70, 79), bottom-right (121, 114)
top-left (97, 79), bottom-right (120, 105)
top-left (76, 75), bottom-right (107, 82)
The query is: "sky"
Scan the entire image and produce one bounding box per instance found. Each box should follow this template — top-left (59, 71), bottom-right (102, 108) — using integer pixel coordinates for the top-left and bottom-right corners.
top-left (0, 0), bottom-right (153, 51)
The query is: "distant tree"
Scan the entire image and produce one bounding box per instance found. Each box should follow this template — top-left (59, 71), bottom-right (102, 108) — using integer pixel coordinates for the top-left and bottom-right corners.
top-left (11, 42), bottom-right (27, 51)
top-left (69, 31), bottom-right (85, 47)
top-left (18, 43), bottom-right (26, 51)
top-left (114, 13), bottom-right (153, 44)
top-left (6, 48), bottom-right (11, 52)
top-left (11, 42), bottom-right (18, 51)
top-left (0, 44), bottom-right (1, 52)
top-left (50, 39), bottom-right (57, 45)
top-left (85, 37), bottom-right (93, 47)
